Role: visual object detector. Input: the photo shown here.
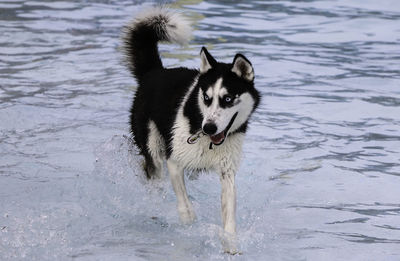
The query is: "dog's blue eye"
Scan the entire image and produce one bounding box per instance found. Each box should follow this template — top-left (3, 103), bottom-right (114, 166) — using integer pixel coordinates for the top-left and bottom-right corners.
top-left (224, 96), bottom-right (233, 103)
top-left (204, 94), bottom-right (210, 101)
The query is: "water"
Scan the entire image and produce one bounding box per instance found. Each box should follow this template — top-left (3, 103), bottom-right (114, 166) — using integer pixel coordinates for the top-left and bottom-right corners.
top-left (1, 0), bottom-right (400, 260)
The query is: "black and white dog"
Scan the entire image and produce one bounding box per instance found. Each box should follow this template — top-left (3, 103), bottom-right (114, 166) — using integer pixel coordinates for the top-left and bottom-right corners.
top-left (123, 7), bottom-right (259, 253)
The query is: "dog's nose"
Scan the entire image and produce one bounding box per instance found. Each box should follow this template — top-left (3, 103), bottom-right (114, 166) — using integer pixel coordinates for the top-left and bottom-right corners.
top-left (203, 122), bottom-right (217, 135)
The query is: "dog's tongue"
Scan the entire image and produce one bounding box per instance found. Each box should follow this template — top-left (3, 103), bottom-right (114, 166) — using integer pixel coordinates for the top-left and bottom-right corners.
top-left (210, 131), bottom-right (225, 144)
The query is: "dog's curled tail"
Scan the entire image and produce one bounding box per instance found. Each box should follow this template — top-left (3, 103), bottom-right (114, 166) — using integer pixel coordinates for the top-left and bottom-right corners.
top-left (122, 7), bottom-right (191, 80)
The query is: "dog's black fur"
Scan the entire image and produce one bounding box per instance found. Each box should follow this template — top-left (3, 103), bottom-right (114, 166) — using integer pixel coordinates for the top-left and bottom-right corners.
top-left (124, 10), bottom-right (260, 178)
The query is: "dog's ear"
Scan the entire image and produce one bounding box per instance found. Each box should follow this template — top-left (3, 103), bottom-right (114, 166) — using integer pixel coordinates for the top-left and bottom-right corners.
top-left (200, 47), bottom-right (217, 73)
top-left (232, 54), bottom-right (254, 82)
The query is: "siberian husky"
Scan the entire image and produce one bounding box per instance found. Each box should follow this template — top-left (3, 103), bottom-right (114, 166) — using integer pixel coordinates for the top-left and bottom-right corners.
top-left (123, 7), bottom-right (260, 253)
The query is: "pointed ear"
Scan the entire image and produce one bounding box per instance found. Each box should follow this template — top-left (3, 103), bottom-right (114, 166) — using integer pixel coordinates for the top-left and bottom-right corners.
top-left (200, 47), bottom-right (217, 73)
top-left (231, 54), bottom-right (254, 82)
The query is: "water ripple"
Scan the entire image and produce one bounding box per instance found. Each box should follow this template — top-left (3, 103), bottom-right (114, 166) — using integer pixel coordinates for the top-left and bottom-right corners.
top-left (1, 0), bottom-right (400, 260)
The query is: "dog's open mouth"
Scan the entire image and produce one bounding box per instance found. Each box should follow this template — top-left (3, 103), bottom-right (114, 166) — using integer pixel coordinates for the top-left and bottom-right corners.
top-left (207, 112), bottom-right (239, 146)
top-left (210, 131), bottom-right (225, 145)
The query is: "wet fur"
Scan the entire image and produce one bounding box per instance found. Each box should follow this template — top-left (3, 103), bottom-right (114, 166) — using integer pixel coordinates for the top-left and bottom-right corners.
top-left (123, 6), bottom-right (260, 253)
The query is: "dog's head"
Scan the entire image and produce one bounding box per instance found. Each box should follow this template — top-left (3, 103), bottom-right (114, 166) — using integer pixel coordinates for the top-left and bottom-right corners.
top-left (196, 47), bottom-right (259, 145)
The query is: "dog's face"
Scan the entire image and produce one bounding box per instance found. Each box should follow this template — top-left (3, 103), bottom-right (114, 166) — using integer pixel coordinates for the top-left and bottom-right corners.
top-left (196, 47), bottom-right (258, 145)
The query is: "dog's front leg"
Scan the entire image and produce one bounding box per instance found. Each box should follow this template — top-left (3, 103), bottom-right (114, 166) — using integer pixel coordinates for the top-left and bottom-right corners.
top-left (219, 169), bottom-right (238, 254)
top-left (167, 160), bottom-right (196, 224)
top-left (220, 171), bottom-right (236, 234)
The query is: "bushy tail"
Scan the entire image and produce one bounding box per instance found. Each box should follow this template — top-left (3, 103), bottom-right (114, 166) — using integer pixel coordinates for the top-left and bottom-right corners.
top-left (122, 7), bottom-right (191, 81)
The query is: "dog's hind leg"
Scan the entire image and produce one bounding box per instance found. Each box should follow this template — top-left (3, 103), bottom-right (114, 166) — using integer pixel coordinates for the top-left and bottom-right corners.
top-left (142, 153), bottom-right (162, 179)
top-left (167, 160), bottom-right (196, 224)
top-left (145, 121), bottom-right (164, 179)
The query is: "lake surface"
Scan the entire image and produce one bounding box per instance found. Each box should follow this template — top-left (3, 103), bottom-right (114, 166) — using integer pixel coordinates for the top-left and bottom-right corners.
top-left (1, 0), bottom-right (400, 260)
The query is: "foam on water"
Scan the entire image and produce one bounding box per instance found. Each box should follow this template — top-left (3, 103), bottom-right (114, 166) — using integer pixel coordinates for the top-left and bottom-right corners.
top-left (70, 135), bottom-right (276, 260)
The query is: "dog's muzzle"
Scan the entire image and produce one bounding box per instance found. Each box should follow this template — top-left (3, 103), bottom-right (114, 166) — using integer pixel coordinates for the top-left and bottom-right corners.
top-left (187, 112), bottom-right (238, 149)
top-left (207, 112), bottom-right (239, 148)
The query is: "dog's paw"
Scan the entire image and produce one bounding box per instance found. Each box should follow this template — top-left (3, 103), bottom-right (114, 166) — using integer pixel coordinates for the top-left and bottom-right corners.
top-left (220, 231), bottom-right (241, 255)
top-left (224, 248), bottom-right (242, 256)
top-left (178, 207), bottom-right (196, 225)
top-left (222, 241), bottom-right (241, 255)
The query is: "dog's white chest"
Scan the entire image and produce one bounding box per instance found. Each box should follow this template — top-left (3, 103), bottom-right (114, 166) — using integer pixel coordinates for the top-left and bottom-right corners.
top-left (170, 115), bottom-right (244, 171)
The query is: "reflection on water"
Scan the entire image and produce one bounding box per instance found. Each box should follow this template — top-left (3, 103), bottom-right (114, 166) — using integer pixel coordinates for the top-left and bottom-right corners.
top-left (1, 0), bottom-right (400, 260)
